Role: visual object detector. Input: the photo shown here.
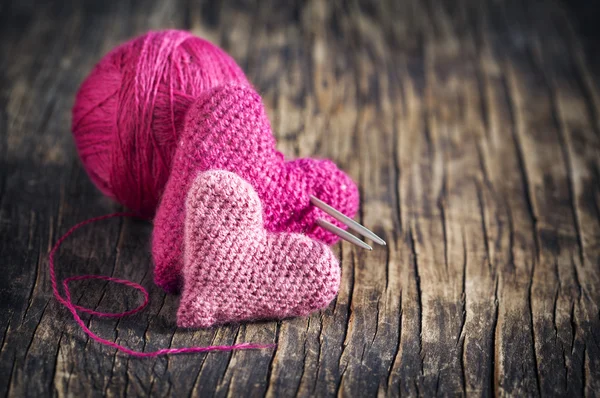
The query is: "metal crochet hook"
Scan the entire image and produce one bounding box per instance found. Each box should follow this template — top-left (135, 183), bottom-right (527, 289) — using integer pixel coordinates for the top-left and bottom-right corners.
top-left (311, 196), bottom-right (386, 250)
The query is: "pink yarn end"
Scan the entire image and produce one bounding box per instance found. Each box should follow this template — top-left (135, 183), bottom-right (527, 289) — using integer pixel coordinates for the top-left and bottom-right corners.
top-left (49, 213), bottom-right (275, 357)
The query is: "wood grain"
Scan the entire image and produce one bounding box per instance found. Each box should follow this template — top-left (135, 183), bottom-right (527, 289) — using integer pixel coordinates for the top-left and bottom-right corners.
top-left (0, 0), bottom-right (598, 396)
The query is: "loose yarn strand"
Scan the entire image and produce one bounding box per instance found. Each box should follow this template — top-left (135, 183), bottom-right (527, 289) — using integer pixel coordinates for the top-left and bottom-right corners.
top-left (49, 213), bottom-right (275, 357)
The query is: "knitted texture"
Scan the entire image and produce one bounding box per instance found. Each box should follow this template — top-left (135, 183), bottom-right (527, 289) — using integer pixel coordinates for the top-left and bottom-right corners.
top-left (177, 170), bottom-right (340, 328)
top-left (72, 30), bottom-right (249, 217)
top-left (152, 83), bottom-right (359, 292)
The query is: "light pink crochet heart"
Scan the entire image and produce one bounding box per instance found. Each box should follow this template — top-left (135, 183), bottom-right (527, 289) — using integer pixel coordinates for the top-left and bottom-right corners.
top-left (177, 170), bottom-right (341, 328)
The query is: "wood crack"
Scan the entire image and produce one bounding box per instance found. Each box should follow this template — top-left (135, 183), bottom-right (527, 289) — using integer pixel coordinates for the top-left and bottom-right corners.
top-left (459, 226), bottom-right (468, 392)
top-left (475, 179), bottom-right (492, 270)
top-left (408, 227), bottom-right (424, 381)
top-left (293, 319), bottom-right (311, 397)
top-left (501, 72), bottom-right (540, 261)
top-left (386, 287), bottom-right (402, 393)
top-left (438, 170), bottom-right (449, 274)
top-left (527, 261), bottom-right (542, 397)
top-left (263, 320), bottom-right (281, 397)
top-left (491, 276), bottom-right (499, 397)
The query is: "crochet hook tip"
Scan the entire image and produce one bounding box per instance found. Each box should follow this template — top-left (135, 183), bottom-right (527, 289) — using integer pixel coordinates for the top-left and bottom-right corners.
top-left (310, 195), bottom-right (386, 249)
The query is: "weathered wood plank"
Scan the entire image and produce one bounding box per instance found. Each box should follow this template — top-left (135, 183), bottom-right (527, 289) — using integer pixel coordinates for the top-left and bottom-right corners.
top-left (1, 0), bottom-right (599, 396)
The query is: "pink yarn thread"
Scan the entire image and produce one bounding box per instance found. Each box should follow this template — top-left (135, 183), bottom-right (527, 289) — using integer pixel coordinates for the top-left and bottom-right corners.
top-left (49, 213), bottom-right (275, 356)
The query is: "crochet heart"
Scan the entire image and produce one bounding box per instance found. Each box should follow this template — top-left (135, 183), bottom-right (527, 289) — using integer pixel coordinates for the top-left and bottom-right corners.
top-left (153, 83), bottom-right (358, 292)
top-left (177, 170), bottom-right (340, 328)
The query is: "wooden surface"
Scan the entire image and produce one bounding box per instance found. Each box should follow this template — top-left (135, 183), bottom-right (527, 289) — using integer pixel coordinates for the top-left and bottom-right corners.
top-left (1, 0), bottom-right (599, 396)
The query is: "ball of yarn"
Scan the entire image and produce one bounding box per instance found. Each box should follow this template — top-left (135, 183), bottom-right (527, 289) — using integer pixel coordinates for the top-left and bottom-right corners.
top-left (72, 30), bottom-right (249, 217)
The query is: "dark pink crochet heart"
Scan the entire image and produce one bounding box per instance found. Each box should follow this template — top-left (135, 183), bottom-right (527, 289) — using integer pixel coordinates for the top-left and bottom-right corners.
top-left (153, 83), bottom-right (358, 293)
top-left (177, 170), bottom-right (340, 328)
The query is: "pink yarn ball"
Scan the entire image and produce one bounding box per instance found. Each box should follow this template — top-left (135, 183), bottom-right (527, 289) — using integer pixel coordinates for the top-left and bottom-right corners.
top-left (72, 30), bottom-right (249, 217)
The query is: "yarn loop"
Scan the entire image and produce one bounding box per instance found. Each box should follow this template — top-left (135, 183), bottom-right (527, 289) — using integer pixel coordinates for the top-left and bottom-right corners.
top-left (49, 213), bottom-right (275, 357)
